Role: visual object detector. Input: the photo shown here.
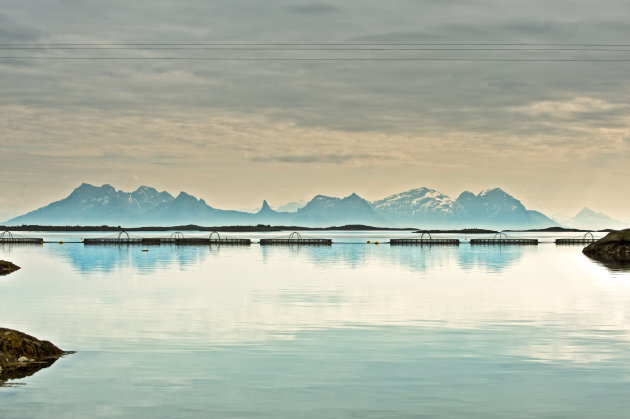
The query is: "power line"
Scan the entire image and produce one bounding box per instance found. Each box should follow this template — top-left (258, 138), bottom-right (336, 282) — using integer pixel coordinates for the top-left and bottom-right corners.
top-left (1, 47), bottom-right (630, 51)
top-left (2, 56), bottom-right (630, 61)
top-left (1, 42), bottom-right (630, 46)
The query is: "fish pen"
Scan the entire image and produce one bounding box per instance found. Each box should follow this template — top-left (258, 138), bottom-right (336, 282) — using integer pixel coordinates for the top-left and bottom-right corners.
top-left (259, 232), bottom-right (332, 246)
top-left (0, 230), bottom-right (43, 245)
top-left (83, 231), bottom-right (251, 246)
top-left (470, 232), bottom-right (538, 245)
top-left (555, 232), bottom-right (596, 245)
top-left (390, 232), bottom-right (459, 245)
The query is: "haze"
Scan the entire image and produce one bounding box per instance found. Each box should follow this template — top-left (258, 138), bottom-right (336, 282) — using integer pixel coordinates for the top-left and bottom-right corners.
top-left (1, 1), bottom-right (629, 221)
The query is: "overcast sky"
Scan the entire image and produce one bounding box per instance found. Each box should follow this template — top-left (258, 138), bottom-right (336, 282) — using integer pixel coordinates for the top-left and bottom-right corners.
top-left (1, 1), bottom-right (629, 220)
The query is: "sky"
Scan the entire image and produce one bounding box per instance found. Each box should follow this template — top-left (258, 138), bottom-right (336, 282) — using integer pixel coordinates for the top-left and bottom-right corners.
top-left (1, 0), bottom-right (629, 221)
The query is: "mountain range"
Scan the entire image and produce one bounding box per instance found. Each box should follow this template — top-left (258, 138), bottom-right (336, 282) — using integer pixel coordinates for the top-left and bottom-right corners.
top-left (2, 183), bottom-right (618, 229)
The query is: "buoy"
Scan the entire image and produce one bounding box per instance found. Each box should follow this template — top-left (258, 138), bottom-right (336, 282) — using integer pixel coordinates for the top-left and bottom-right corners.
top-left (367, 240), bottom-right (371, 244)
top-left (374, 241), bottom-right (379, 245)
top-left (59, 241), bottom-right (63, 245)
top-left (142, 249), bottom-right (148, 252)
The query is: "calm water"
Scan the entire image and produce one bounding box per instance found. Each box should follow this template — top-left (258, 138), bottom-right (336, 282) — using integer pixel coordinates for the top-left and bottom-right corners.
top-left (1, 231), bottom-right (630, 418)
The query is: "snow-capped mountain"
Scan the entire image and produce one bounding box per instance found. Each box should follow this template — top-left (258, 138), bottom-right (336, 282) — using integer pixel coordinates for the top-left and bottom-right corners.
top-left (372, 187), bottom-right (455, 225)
top-left (371, 187), bottom-right (556, 228)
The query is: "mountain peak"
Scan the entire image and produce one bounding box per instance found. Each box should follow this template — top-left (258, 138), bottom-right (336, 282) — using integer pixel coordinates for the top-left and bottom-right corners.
top-left (74, 182), bottom-right (113, 191)
top-left (136, 185), bottom-right (157, 193)
top-left (456, 191), bottom-right (476, 200)
top-left (69, 183), bottom-right (117, 199)
top-left (257, 200), bottom-right (274, 214)
top-left (175, 191), bottom-right (198, 201)
top-left (408, 187), bottom-right (432, 194)
top-left (478, 187), bottom-right (507, 197)
top-left (576, 207), bottom-right (598, 217)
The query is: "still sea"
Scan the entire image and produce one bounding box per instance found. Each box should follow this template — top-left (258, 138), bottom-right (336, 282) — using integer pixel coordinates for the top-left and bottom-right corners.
top-left (1, 231), bottom-right (629, 418)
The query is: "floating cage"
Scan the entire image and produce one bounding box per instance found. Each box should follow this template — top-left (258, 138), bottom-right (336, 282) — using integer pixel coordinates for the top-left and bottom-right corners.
top-left (84, 231), bottom-right (250, 246)
top-left (390, 232), bottom-right (459, 245)
top-left (555, 232), bottom-right (596, 245)
top-left (0, 230), bottom-right (43, 245)
top-left (470, 232), bottom-right (538, 245)
top-left (260, 231), bottom-right (332, 245)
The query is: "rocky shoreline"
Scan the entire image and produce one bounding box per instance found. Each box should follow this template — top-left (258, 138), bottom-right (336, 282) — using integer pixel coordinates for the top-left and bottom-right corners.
top-left (1, 260), bottom-right (72, 386)
top-left (0, 328), bottom-right (71, 386)
top-left (583, 229), bottom-right (630, 270)
top-left (0, 260), bottom-right (20, 276)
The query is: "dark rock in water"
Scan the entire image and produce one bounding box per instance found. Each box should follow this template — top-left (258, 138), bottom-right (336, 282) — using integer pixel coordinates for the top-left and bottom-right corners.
top-left (583, 229), bottom-right (630, 271)
top-left (0, 328), bottom-right (71, 386)
top-left (0, 260), bottom-right (20, 276)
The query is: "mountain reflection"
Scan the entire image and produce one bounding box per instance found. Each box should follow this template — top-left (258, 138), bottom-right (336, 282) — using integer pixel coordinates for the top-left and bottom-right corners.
top-left (45, 241), bottom-right (528, 274)
top-left (457, 245), bottom-right (526, 273)
top-left (50, 244), bottom-right (215, 273)
top-left (262, 243), bottom-right (525, 274)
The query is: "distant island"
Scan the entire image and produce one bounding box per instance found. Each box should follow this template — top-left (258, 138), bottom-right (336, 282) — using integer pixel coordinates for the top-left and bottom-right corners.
top-left (414, 228), bottom-right (497, 234)
top-left (0, 224), bottom-right (416, 232)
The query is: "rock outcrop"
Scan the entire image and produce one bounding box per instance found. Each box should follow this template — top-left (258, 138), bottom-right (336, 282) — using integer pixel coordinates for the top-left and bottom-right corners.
top-left (583, 229), bottom-right (630, 270)
top-left (0, 260), bottom-right (20, 276)
top-left (0, 328), bottom-right (68, 386)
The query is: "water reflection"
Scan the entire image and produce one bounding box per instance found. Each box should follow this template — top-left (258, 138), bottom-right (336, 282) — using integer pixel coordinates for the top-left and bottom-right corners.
top-left (584, 252), bottom-right (630, 272)
top-left (261, 243), bottom-right (524, 274)
top-left (48, 244), bottom-right (216, 273)
top-left (0, 358), bottom-right (61, 388)
top-left (457, 245), bottom-right (526, 273)
top-left (41, 242), bottom-right (533, 276)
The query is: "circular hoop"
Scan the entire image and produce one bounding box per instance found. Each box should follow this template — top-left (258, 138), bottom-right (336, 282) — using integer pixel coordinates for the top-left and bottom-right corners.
top-left (420, 232), bottom-right (432, 241)
top-left (170, 232), bottom-right (184, 240)
top-left (0, 230), bottom-right (13, 241)
top-left (117, 231), bottom-right (130, 241)
top-left (493, 232), bottom-right (508, 241)
top-left (583, 232), bottom-right (595, 242)
top-left (209, 231), bottom-right (221, 241)
top-left (289, 232), bottom-right (303, 241)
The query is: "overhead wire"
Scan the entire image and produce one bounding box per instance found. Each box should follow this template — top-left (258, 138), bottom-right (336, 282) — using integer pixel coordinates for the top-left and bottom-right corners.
top-left (1, 42), bottom-right (629, 62)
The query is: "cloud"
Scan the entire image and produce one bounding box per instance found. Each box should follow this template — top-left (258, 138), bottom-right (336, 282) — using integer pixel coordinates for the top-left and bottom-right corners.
top-left (513, 97), bottom-right (626, 117)
top-left (251, 153), bottom-right (389, 164)
top-left (0, 13), bottom-right (42, 41)
top-left (285, 3), bottom-right (340, 14)
top-left (1, 0), bottom-right (630, 217)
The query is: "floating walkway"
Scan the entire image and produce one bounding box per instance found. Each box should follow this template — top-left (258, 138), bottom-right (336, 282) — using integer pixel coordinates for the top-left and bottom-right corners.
top-left (555, 233), bottom-right (595, 245)
top-left (259, 232), bottom-right (332, 246)
top-left (470, 233), bottom-right (538, 245)
top-left (390, 233), bottom-right (459, 245)
top-left (0, 231), bottom-right (43, 245)
top-left (83, 231), bottom-right (251, 246)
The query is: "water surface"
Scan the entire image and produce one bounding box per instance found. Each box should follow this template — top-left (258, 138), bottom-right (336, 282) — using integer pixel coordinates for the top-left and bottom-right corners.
top-left (1, 231), bottom-right (629, 417)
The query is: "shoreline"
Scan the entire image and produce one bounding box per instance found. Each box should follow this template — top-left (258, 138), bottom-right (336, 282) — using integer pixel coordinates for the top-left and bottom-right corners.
top-left (0, 224), bottom-right (617, 233)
